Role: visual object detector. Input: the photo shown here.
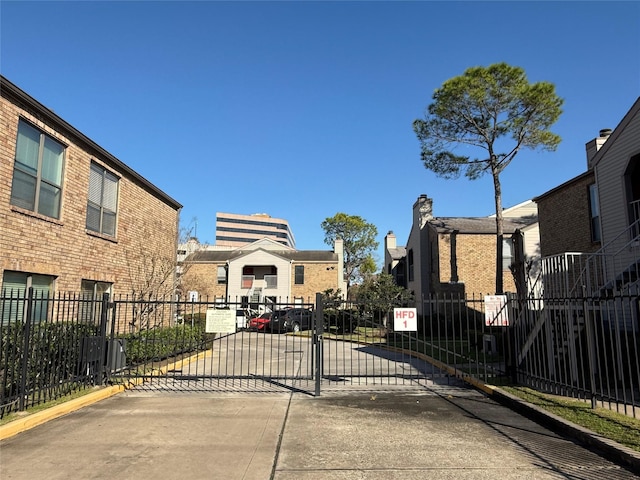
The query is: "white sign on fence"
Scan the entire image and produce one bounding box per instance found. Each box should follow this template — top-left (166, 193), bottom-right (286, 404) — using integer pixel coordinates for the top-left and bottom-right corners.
top-left (484, 295), bottom-right (509, 327)
top-left (393, 307), bottom-right (417, 332)
top-left (205, 308), bottom-right (236, 333)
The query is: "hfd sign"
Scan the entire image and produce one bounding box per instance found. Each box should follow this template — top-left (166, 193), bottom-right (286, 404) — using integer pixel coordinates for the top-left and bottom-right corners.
top-left (393, 307), bottom-right (417, 332)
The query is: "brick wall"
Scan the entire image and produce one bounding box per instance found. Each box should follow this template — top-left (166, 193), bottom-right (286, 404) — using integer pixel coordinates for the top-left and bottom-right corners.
top-left (1, 90), bottom-right (180, 296)
top-left (435, 232), bottom-right (516, 297)
top-left (181, 263), bottom-right (227, 300)
top-left (536, 173), bottom-right (600, 257)
top-left (290, 262), bottom-right (338, 301)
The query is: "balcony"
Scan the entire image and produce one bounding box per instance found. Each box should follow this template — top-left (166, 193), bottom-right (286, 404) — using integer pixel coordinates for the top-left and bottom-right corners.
top-left (241, 275), bottom-right (278, 290)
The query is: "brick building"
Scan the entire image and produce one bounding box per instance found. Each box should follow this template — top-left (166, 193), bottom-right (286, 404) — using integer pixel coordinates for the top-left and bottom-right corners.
top-left (534, 171), bottom-right (599, 257)
top-left (0, 75), bottom-right (182, 303)
top-left (182, 238), bottom-right (346, 308)
top-left (535, 98), bottom-right (640, 298)
top-left (386, 195), bottom-right (539, 314)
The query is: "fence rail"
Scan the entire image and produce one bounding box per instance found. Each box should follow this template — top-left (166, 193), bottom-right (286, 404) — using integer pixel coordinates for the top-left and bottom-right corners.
top-left (1, 288), bottom-right (638, 419)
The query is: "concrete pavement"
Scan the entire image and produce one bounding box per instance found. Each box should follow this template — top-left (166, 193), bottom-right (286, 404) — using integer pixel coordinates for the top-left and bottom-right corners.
top-left (1, 381), bottom-right (639, 479)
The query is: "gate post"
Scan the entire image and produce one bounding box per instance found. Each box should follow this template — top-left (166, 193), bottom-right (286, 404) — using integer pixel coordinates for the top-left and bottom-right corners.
top-left (314, 292), bottom-right (324, 396)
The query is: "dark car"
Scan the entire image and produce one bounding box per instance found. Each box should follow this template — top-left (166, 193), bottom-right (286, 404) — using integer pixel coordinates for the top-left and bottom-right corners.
top-left (270, 308), bottom-right (313, 333)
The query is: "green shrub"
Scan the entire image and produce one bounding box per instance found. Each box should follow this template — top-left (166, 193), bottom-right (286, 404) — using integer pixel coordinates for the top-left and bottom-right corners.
top-left (1, 321), bottom-right (101, 413)
top-left (123, 325), bottom-right (208, 363)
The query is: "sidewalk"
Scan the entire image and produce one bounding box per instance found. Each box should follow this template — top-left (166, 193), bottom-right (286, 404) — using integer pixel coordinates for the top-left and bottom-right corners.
top-left (1, 383), bottom-right (639, 479)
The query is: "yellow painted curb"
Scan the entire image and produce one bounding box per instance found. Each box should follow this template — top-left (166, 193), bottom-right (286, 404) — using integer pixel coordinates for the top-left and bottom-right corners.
top-left (383, 344), bottom-right (498, 395)
top-left (0, 349), bottom-right (212, 441)
top-left (0, 384), bottom-right (125, 441)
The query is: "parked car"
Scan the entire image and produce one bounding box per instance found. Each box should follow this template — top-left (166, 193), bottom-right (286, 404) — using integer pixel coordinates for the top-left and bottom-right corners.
top-left (248, 312), bottom-right (272, 332)
top-left (270, 308), bottom-right (313, 333)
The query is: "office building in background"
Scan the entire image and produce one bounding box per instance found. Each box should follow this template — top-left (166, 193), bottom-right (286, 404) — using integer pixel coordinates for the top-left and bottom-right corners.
top-left (215, 212), bottom-right (295, 248)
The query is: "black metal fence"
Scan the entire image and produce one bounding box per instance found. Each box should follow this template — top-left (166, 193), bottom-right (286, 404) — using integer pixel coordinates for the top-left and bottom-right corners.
top-left (2, 287), bottom-right (638, 419)
top-left (512, 285), bottom-right (640, 418)
top-left (0, 289), bottom-right (110, 418)
top-left (418, 287), bottom-right (639, 418)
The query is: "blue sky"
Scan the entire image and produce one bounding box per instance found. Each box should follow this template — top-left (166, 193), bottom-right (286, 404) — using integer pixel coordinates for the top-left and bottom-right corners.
top-left (2, 1), bottom-right (639, 265)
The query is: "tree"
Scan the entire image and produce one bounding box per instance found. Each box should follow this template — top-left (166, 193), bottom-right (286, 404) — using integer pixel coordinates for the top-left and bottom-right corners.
top-left (125, 218), bottom-right (207, 329)
top-left (321, 213), bottom-right (378, 287)
top-left (354, 273), bottom-right (414, 328)
top-left (413, 62), bottom-right (563, 294)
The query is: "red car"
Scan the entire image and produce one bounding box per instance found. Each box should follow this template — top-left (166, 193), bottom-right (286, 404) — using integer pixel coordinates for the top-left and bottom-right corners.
top-left (248, 312), bottom-right (272, 331)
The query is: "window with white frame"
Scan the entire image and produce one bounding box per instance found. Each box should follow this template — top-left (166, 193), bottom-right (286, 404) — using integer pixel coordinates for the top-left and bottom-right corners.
top-left (10, 120), bottom-right (65, 219)
top-left (86, 162), bottom-right (119, 236)
top-left (294, 266), bottom-right (304, 285)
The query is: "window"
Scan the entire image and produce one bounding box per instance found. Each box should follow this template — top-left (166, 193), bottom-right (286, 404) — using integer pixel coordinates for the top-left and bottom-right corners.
top-left (80, 280), bottom-right (112, 323)
top-left (217, 266), bottom-right (227, 284)
top-left (86, 163), bottom-right (119, 236)
top-left (1, 271), bottom-right (54, 324)
top-left (10, 120), bottom-right (65, 219)
top-left (408, 250), bottom-right (414, 282)
top-left (502, 238), bottom-right (514, 270)
top-left (588, 183), bottom-right (601, 242)
top-left (295, 265), bottom-right (304, 285)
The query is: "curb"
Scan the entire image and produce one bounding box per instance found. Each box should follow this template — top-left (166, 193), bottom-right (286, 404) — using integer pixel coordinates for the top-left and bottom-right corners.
top-left (383, 344), bottom-right (640, 475)
top-left (490, 387), bottom-right (640, 476)
top-left (0, 349), bottom-right (209, 441)
top-left (0, 384), bottom-right (125, 441)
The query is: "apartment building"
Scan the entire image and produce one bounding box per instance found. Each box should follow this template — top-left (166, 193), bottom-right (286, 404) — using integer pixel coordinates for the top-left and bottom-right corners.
top-left (182, 237), bottom-right (346, 307)
top-left (386, 195), bottom-right (539, 314)
top-left (215, 212), bottom-right (295, 248)
top-left (536, 97), bottom-right (640, 298)
top-left (0, 75), bottom-right (182, 302)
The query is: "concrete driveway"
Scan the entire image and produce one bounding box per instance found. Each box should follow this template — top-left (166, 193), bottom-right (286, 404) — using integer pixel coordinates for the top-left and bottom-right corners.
top-left (2, 382), bottom-right (639, 480)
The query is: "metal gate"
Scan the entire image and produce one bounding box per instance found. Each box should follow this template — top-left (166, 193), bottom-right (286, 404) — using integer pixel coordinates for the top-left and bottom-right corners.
top-left (109, 294), bottom-right (436, 395)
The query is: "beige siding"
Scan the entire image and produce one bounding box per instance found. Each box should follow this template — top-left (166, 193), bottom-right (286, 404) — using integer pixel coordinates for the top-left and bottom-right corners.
top-left (227, 250), bottom-right (292, 300)
top-left (595, 111), bottom-right (640, 245)
top-left (404, 225), bottom-right (423, 301)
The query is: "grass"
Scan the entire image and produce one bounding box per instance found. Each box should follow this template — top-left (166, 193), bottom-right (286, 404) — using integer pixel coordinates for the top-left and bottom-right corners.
top-left (502, 386), bottom-right (640, 452)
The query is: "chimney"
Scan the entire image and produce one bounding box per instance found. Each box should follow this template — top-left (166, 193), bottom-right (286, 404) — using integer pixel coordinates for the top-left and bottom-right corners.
top-left (385, 231), bottom-right (397, 250)
top-left (585, 128), bottom-right (612, 169)
top-left (413, 194), bottom-right (433, 229)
